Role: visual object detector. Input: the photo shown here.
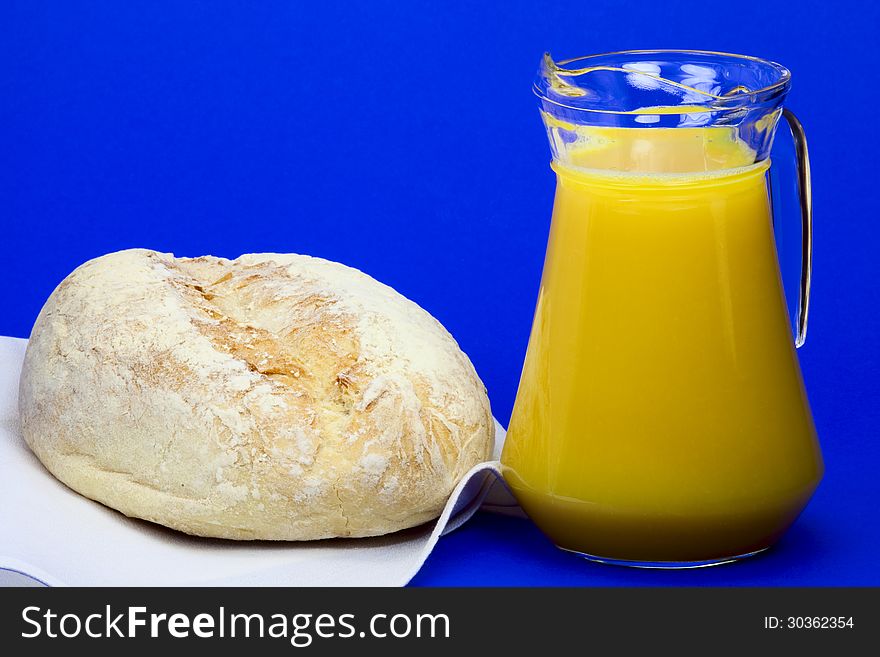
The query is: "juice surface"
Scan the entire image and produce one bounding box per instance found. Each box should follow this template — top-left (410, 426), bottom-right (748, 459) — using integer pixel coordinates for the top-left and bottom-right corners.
top-left (502, 127), bottom-right (823, 563)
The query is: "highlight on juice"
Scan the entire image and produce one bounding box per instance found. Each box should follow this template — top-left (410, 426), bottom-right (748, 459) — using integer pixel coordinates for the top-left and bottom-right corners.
top-left (501, 50), bottom-right (823, 567)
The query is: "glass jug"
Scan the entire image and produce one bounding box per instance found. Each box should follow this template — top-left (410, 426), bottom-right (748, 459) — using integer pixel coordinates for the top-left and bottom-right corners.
top-left (501, 50), bottom-right (823, 567)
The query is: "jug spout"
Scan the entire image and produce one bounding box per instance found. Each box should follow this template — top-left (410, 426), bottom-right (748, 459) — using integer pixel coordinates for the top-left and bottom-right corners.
top-left (535, 50), bottom-right (792, 174)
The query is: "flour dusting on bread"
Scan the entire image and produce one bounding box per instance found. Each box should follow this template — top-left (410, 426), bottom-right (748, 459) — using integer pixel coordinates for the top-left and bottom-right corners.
top-left (18, 249), bottom-right (493, 540)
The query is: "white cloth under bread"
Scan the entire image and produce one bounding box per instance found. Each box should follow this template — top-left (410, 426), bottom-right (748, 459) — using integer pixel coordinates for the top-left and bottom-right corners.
top-left (0, 336), bottom-right (521, 586)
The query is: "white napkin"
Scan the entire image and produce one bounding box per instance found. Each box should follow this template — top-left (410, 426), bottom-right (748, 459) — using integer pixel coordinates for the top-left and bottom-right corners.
top-left (0, 336), bottom-right (520, 586)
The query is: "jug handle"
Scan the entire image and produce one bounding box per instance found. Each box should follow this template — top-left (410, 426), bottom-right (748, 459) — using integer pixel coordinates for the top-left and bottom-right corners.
top-left (782, 109), bottom-right (812, 348)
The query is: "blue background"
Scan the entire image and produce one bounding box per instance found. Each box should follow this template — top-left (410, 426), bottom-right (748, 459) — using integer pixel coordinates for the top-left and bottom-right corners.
top-left (2, 1), bottom-right (878, 586)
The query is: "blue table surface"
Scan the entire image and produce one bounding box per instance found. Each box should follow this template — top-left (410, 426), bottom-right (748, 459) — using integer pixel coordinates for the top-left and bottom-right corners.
top-left (2, 1), bottom-right (878, 586)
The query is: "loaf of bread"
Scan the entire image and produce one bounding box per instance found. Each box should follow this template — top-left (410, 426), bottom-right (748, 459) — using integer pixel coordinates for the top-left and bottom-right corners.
top-left (18, 249), bottom-right (493, 540)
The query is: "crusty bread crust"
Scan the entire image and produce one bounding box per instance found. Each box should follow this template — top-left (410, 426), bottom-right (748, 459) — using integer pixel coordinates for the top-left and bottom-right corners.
top-left (19, 249), bottom-right (493, 540)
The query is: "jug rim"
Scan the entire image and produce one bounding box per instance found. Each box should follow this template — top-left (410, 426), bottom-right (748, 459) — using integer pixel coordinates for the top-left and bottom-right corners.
top-left (535, 49), bottom-right (791, 115)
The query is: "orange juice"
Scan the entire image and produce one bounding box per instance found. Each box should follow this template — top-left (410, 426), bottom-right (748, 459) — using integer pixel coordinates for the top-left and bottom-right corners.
top-left (501, 127), bottom-right (823, 564)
